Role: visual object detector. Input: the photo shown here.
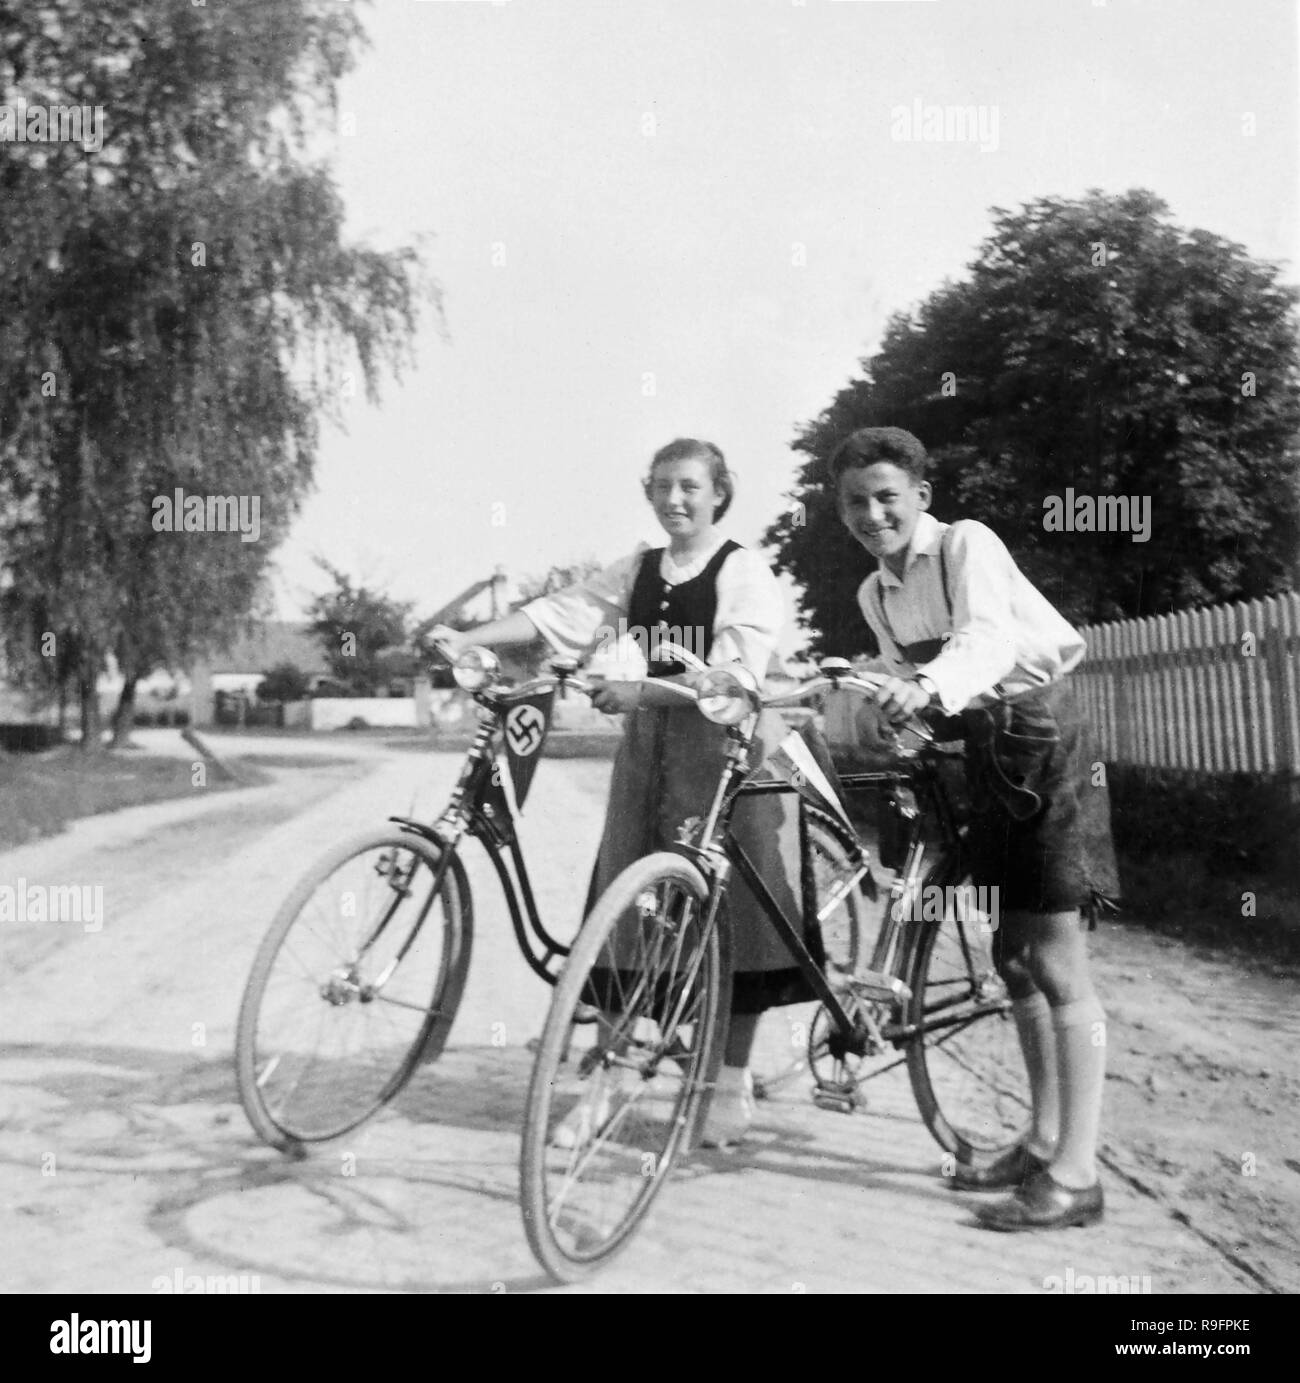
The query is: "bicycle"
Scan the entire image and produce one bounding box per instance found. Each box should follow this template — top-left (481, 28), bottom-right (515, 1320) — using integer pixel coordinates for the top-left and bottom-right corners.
top-left (234, 639), bottom-right (868, 1154)
top-left (519, 659), bottom-right (1031, 1281)
top-left (235, 640), bottom-right (598, 1152)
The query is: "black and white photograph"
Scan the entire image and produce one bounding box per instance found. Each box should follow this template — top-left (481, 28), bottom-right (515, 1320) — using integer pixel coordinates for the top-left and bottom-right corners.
top-left (1, 0), bottom-right (1297, 1326)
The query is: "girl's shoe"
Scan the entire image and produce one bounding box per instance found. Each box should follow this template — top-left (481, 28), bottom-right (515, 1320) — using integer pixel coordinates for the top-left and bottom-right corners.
top-left (701, 1066), bottom-right (755, 1148)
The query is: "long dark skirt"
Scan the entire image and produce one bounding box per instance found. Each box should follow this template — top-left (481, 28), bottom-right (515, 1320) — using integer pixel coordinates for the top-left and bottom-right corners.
top-left (583, 704), bottom-right (819, 1014)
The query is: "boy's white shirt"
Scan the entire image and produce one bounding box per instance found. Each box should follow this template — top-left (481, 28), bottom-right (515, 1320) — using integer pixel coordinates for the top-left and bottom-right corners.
top-left (857, 512), bottom-right (1085, 714)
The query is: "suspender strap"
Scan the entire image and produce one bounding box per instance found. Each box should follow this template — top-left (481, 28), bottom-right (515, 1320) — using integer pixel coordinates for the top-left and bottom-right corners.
top-left (876, 523), bottom-right (956, 662)
top-left (938, 525), bottom-right (952, 616)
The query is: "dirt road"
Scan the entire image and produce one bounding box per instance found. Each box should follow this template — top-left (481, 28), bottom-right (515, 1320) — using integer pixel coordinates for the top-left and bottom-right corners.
top-left (0, 733), bottom-right (1293, 1293)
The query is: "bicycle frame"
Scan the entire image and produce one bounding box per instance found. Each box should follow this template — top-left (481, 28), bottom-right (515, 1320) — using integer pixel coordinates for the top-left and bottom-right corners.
top-left (668, 684), bottom-right (1004, 1072)
top-left (388, 674), bottom-right (585, 985)
top-left (401, 635), bottom-right (729, 988)
top-left (835, 760), bottom-right (1006, 1047)
top-left (664, 714), bottom-right (879, 1058)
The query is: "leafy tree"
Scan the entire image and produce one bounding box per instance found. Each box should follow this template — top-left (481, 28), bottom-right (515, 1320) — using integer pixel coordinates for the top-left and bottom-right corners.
top-left (308, 560), bottom-right (412, 696)
top-left (766, 189), bottom-right (1300, 655)
top-left (258, 662), bottom-right (312, 703)
top-left (0, 0), bottom-right (428, 748)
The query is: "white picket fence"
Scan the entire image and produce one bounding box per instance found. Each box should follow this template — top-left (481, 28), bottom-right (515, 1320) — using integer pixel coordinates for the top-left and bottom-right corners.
top-left (1075, 593), bottom-right (1300, 776)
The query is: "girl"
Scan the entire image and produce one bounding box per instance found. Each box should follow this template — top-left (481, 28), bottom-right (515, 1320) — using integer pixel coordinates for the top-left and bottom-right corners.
top-left (438, 438), bottom-right (812, 1146)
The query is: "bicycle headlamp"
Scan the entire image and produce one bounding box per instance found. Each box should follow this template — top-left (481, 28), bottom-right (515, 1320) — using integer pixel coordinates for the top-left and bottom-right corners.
top-left (696, 667), bottom-right (758, 726)
top-left (452, 646), bottom-right (500, 692)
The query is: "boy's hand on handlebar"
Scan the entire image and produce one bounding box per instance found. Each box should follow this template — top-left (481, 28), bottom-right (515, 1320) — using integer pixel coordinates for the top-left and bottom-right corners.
top-left (873, 676), bottom-right (932, 725)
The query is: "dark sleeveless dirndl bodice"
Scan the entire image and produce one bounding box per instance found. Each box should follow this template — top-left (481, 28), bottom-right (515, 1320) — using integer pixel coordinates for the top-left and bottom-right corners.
top-left (627, 539), bottom-right (740, 675)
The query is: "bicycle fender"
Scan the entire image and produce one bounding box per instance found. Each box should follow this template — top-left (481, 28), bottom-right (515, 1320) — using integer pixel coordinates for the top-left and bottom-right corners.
top-left (664, 840), bottom-right (719, 884)
top-left (387, 816), bottom-right (447, 849)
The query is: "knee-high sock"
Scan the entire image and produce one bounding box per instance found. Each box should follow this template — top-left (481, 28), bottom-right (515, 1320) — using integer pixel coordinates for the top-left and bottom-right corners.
top-left (1012, 992), bottom-right (1058, 1157)
top-left (1050, 995), bottom-right (1107, 1187)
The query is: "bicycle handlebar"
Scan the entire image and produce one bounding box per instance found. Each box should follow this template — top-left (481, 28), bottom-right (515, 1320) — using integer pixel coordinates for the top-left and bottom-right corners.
top-left (759, 673), bottom-right (890, 706)
top-left (759, 673), bottom-right (936, 745)
top-left (429, 635), bottom-right (703, 708)
top-left (431, 633), bottom-right (933, 743)
top-left (504, 641), bottom-right (704, 707)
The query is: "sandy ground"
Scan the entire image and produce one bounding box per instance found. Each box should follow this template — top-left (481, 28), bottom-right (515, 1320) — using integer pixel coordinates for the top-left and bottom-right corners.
top-left (1091, 925), bottom-right (1299, 1293)
top-left (0, 731), bottom-right (1293, 1293)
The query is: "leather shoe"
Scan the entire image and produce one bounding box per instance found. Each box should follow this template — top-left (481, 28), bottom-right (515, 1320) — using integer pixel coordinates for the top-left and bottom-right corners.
top-left (950, 1142), bottom-right (1050, 1192)
top-left (974, 1168), bottom-right (1104, 1231)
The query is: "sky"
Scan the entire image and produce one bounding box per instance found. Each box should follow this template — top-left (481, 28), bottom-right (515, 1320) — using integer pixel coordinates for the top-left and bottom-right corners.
top-left (268, 0), bottom-right (1300, 653)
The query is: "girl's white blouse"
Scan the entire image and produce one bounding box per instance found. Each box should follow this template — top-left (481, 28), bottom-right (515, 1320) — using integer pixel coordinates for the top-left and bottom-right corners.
top-left (520, 530), bottom-right (784, 682)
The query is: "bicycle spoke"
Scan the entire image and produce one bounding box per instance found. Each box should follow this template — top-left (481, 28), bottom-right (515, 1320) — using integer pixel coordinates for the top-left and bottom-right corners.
top-left (523, 855), bottom-right (721, 1277)
top-left (907, 906), bottom-right (1030, 1158)
top-left (757, 811), bottom-right (887, 1100)
top-left (238, 836), bottom-right (467, 1146)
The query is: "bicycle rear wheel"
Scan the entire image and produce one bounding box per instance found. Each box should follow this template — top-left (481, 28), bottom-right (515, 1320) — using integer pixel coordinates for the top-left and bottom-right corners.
top-left (904, 872), bottom-right (1029, 1162)
top-left (236, 828), bottom-right (472, 1151)
top-left (520, 852), bottom-right (729, 1282)
top-left (751, 807), bottom-right (877, 1099)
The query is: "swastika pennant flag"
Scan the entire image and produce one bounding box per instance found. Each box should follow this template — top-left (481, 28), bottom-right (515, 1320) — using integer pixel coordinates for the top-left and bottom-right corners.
top-left (500, 691), bottom-right (555, 809)
top-left (766, 727), bottom-right (854, 830)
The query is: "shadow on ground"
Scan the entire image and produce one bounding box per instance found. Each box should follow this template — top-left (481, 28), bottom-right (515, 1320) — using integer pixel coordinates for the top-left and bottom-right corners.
top-left (0, 1038), bottom-right (942, 1293)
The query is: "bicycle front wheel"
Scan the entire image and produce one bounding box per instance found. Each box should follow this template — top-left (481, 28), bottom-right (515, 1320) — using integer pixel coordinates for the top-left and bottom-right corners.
top-left (236, 828), bottom-right (472, 1150)
top-left (904, 873), bottom-right (1029, 1162)
top-left (520, 852), bottom-right (730, 1283)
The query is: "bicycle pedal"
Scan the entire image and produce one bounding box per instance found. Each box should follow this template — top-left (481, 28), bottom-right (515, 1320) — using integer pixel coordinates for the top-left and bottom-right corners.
top-left (846, 968), bottom-right (911, 1004)
top-left (812, 1083), bottom-right (860, 1114)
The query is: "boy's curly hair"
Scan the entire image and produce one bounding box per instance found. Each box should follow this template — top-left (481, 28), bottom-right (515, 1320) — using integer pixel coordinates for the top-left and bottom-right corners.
top-left (825, 427), bottom-right (929, 485)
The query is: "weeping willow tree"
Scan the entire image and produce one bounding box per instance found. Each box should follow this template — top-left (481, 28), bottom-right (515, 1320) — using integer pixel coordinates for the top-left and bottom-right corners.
top-left (0, 0), bottom-right (431, 746)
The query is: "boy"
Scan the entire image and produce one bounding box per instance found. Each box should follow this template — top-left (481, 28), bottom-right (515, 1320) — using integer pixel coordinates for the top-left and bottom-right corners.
top-left (831, 426), bottom-right (1119, 1231)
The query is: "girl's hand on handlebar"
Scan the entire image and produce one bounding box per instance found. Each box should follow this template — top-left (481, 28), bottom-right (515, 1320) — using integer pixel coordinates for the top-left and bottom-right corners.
top-left (588, 679), bottom-right (641, 715)
top-left (431, 625), bottom-right (468, 662)
top-left (873, 676), bottom-right (932, 725)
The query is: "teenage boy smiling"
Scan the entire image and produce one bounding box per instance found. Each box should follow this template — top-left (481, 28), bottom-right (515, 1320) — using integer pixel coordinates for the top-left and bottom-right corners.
top-left (831, 426), bottom-right (1120, 1231)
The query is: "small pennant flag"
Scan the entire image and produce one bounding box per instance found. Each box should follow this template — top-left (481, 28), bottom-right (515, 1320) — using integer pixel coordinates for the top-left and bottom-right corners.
top-left (500, 690), bottom-right (555, 809)
top-left (767, 728), bottom-right (854, 830)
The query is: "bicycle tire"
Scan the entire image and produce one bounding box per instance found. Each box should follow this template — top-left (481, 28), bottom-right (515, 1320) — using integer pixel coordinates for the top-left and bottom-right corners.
top-left (235, 827), bottom-right (472, 1151)
top-left (903, 867), bottom-right (1029, 1162)
top-left (751, 806), bottom-right (876, 1098)
top-left (519, 851), bottom-right (730, 1282)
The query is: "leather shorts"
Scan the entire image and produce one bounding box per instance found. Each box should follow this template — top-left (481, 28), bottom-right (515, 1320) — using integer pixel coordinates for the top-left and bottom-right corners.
top-left (953, 681), bottom-right (1121, 916)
